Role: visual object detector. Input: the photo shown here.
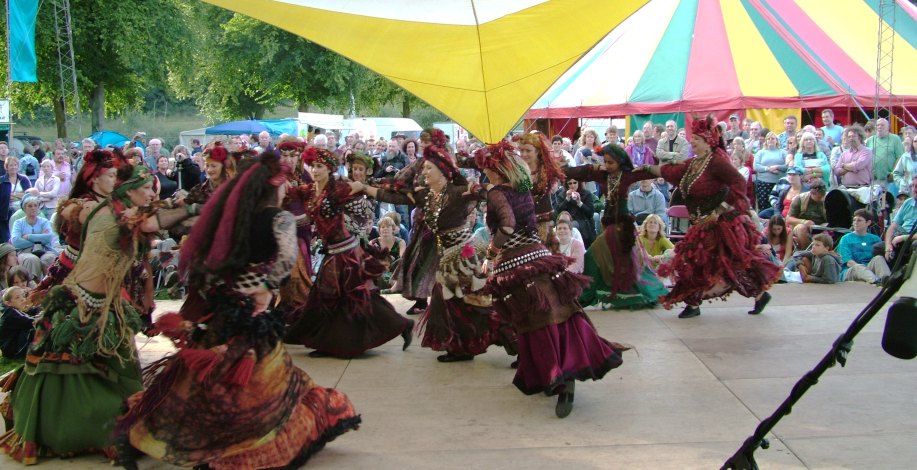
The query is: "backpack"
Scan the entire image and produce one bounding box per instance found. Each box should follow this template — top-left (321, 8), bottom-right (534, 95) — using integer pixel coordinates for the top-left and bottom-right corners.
top-left (24, 160), bottom-right (36, 177)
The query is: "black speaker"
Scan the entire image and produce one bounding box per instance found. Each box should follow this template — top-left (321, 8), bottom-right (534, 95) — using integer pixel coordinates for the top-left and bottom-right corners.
top-left (882, 297), bottom-right (917, 360)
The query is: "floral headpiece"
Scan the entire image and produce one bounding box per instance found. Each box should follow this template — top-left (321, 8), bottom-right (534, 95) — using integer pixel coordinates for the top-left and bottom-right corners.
top-left (691, 114), bottom-right (723, 148)
top-left (301, 146), bottom-right (337, 170)
top-left (81, 149), bottom-right (126, 184)
top-left (205, 143), bottom-right (229, 164)
top-left (473, 140), bottom-right (533, 192)
top-left (112, 165), bottom-right (154, 202)
top-left (276, 139), bottom-right (306, 152)
top-left (420, 128), bottom-right (448, 148)
top-left (473, 140), bottom-right (516, 170)
top-left (346, 150), bottom-right (376, 173)
top-left (423, 145), bottom-right (458, 180)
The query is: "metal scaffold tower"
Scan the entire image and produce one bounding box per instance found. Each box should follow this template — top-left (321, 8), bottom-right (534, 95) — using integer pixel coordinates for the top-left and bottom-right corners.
top-left (874, 0), bottom-right (897, 122)
top-left (51, 0), bottom-right (80, 136)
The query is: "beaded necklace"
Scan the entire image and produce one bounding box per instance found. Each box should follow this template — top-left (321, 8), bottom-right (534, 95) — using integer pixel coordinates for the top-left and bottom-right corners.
top-left (424, 187), bottom-right (446, 233)
top-left (605, 171), bottom-right (622, 202)
top-left (679, 152), bottom-right (714, 197)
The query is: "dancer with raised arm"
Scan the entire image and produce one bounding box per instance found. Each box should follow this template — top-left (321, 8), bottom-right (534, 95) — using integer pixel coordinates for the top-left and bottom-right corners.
top-left (284, 148), bottom-right (413, 358)
top-left (641, 115), bottom-right (780, 318)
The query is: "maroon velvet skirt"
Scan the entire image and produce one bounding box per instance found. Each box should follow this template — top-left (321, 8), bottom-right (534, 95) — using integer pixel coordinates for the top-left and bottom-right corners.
top-left (284, 242), bottom-right (409, 358)
top-left (513, 312), bottom-right (622, 395)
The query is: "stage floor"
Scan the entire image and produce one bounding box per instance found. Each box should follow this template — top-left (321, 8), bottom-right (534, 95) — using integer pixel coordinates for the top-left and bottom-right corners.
top-left (4, 282), bottom-right (915, 469)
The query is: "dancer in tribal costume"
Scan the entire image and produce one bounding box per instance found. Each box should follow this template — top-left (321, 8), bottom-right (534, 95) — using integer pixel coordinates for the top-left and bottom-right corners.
top-left (642, 115), bottom-right (780, 318)
top-left (475, 141), bottom-right (624, 418)
top-left (515, 133), bottom-right (566, 253)
top-left (359, 142), bottom-right (504, 363)
top-left (564, 144), bottom-right (668, 309)
top-left (276, 137), bottom-right (314, 312)
top-left (118, 151), bottom-right (360, 470)
top-left (0, 165), bottom-right (194, 465)
top-left (284, 148), bottom-right (413, 358)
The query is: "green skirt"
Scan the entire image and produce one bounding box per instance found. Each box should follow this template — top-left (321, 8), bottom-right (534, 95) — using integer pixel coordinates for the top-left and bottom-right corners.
top-left (0, 286), bottom-right (142, 464)
top-left (579, 231), bottom-right (668, 310)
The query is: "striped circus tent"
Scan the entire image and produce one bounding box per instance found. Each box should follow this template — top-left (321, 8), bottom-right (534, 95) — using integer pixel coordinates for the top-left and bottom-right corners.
top-left (201, 0), bottom-right (648, 143)
top-left (527, 0), bottom-right (917, 119)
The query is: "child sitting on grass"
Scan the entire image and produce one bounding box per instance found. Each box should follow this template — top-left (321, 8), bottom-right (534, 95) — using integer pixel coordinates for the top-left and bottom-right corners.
top-left (0, 286), bottom-right (38, 359)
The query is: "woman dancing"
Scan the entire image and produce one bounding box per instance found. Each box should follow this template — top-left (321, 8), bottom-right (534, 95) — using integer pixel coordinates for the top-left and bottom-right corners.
top-left (516, 133), bottom-right (566, 253)
top-left (565, 144), bottom-right (668, 309)
top-left (118, 152), bottom-right (360, 470)
top-left (276, 137), bottom-right (314, 312)
top-left (284, 148), bottom-right (413, 358)
top-left (643, 115), bottom-right (780, 318)
top-left (0, 164), bottom-right (194, 465)
top-left (475, 141), bottom-right (624, 418)
top-left (358, 143), bottom-right (502, 363)
top-left (29, 149), bottom-right (125, 305)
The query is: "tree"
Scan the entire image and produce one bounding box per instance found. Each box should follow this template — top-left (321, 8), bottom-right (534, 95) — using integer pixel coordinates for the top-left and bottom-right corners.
top-left (0, 0), bottom-right (184, 135)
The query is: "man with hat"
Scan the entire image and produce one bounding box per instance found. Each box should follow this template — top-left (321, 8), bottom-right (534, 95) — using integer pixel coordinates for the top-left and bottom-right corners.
top-left (787, 179), bottom-right (828, 249)
top-left (725, 113), bottom-right (745, 142)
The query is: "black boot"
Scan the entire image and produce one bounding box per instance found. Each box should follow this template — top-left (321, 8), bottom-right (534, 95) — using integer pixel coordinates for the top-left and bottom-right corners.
top-left (555, 380), bottom-right (575, 418)
top-left (407, 299), bottom-right (428, 316)
top-left (678, 305), bottom-right (701, 319)
top-left (402, 319), bottom-right (415, 351)
top-left (437, 352), bottom-right (474, 363)
top-left (748, 292), bottom-right (772, 315)
top-left (114, 431), bottom-right (139, 470)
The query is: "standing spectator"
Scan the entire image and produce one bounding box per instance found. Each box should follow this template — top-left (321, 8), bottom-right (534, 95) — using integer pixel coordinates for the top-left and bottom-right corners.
top-left (837, 209), bottom-right (890, 284)
top-left (144, 138), bottom-right (166, 169)
top-left (655, 120), bottom-right (689, 163)
top-left (732, 137), bottom-right (755, 203)
top-left (777, 115), bottom-right (798, 149)
top-left (821, 109), bottom-right (844, 148)
top-left (866, 117), bottom-right (905, 189)
top-left (378, 140), bottom-right (407, 178)
top-left (33, 160), bottom-right (60, 219)
top-left (154, 156), bottom-right (178, 200)
top-left (19, 144), bottom-right (40, 185)
top-left (31, 140), bottom-right (46, 163)
top-left (745, 121), bottom-right (763, 153)
top-left (642, 121), bottom-right (658, 152)
top-left (555, 178), bottom-right (596, 249)
top-left (894, 137), bottom-right (917, 195)
top-left (190, 138), bottom-right (203, 155)
top-left (627, 179), bottom-right (668, 225)
top-left (0, 141), bottom-right (9, 166)
top-left (0, 157), bottom-right (34, 243)
top-left (551, 135), bottom-right (574, 167)
top-left (794, 132), bottom-right (832, 187)
top-left (753, 132), bottom-right (788, 210)
top-left (171, 145), bottom-right (202, 191)
top-left (50, 147), bottom-right (72, 198)
top-left (602, 125), bottom-right (620, 146)
top-left (813, 128), bottom-right (832, 154)
top-left (554, 219), bottom-right (585, 273)
top-left (574, 128), bottom-right (600, 165)
top-left (402, 139), bottom-right (419, 166)
top-left (625, 130), bottom-right (657, 167)
top-left (833, 125), bottom-right (873, 187)
top-left (725, 113), bottom-right (743, 141)
top-left (71, 137), bottom-right (96, 175)
top-left (254, 131), bottom-right (273, 152)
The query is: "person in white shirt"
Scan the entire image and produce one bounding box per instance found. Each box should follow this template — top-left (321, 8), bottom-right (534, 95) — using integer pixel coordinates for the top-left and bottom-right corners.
top-left (33, 160), bottom-right (60, 220)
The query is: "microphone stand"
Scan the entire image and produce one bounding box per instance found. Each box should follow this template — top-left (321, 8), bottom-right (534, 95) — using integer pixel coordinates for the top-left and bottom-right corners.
top-left (722, 223), bottom-right (917, 470)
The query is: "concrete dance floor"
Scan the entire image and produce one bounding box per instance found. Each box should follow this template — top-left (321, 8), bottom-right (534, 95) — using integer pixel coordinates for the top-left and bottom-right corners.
top-left (4, 282), bottom-right (916, 469)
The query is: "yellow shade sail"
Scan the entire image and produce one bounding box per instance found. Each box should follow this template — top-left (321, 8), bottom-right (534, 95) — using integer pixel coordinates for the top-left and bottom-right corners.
top-left (201, 0), bottom-right (648, 143)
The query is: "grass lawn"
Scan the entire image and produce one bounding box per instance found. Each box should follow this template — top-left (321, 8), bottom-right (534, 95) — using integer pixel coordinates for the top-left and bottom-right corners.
top-left (0, 356), bottom-right (24, 376)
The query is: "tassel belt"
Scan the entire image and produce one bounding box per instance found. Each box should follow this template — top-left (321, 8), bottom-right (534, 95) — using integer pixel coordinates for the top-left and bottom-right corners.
top-left (493, 248), bottom-right (551, 275)
top-left (437, 226), bottom-right (472, 250)
top-left (326, 236), bottom-right (358, 255)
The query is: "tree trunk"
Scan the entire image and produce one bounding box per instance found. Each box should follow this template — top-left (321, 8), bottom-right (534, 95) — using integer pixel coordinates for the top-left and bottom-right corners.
top-left (297, 101), bottom-right (309, 112)
top-left (89, 83), bottom-right (105, 132)
top-left (54, 97), bottom-right (67, 139)
top-left (402, 93), bottom-right (411, 118)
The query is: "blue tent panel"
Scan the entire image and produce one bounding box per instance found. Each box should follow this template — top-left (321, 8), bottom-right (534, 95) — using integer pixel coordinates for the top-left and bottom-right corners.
top-left (259, 119), bottom-right (298, 136)
top-left (88, 130), bottom-right (131, 148)
top-left (205, 120), bottom-right (271, 135)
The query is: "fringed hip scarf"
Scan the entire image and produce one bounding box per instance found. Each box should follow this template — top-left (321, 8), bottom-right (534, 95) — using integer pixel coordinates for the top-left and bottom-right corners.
top-left (435, 226), bottom-right (488, 302)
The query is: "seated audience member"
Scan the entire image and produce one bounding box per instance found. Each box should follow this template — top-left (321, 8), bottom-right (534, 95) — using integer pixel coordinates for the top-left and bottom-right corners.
top-left (795, 233), bottom-right (842, 284)
top-left (0, 286), bottom-right (38, 359)
top-left (761, 167), bottom-right (808, 220)
top-left (6, 266), bottom-right (35, 289)
top-left (838, 209), bottom-right (890, 284)
top-left (555, 211), bottom-right (584, 244)
top-left (11, 197), bottom-right (58, 267)
top-left (555, 178), bottom-right (596, 248)
top-left (555, 219), bottom-right (585, 274)
top-left (628, 179), bottom-right (668, 226)
top-left (0, 243), bottom-right (19, 290)
top-left (759, 215), bottom-right (794, 266)
top-left (382, 210), bottom-right (409, 242)
top-left (884, 176), bottom-right (917, 264)
top-left (369, 216), bottom-right (406, 290)
top-left (638, 214), bottom-right (673, 269)
top-left (786, 179), bottom-right (827, 249)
